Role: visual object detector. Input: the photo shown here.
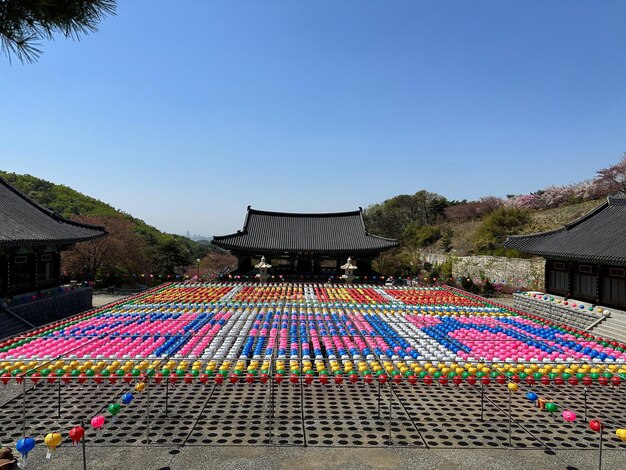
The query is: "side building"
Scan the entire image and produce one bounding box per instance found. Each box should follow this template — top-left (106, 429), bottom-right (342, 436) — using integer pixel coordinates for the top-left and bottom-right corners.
top-left (504, 197), bottom-right (626, 309)
top-left (212, 207), bottom-right (398, 275)
top-left (0, 177), bottom-right (107, 298)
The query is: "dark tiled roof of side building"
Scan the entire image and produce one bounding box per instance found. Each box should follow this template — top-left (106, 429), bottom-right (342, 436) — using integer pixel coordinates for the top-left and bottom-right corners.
top-left (212, 207), bottom-right (398, 254)
top-left (504, 197), bottom-right (626, 265)
top-left (0, 177), bottom-right (107, 247)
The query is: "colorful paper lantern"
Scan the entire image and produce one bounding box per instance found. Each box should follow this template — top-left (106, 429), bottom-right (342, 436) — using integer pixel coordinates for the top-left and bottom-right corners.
top-left (44, 432), bottom-right (62, 459)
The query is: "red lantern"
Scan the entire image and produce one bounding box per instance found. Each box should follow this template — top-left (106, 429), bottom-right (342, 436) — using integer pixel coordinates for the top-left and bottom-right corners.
top-left (69, 426), bottom-right (85, 445)
top-left (423, 375), bottom-right (433, 386)
top-left (540, 376), bottom-right (551, 385)
top-left (392, 374), bottom-right (403, 385)
top-left (495, 375), bottom-right (506, 385)
top-left (598, 376), bottom-right (609, 386)
top-left (153, 373), bottom-right (164, 384)
top-left (229, 373), bottom-right (239, 385)
top-left (305, 374), bottom-right (314, 385)
top-left (30, 373), bottom-right (41, 384)
top-left (0, 374), bottom-right (11, 385)
top-left (568, 377), bottom-right (578, 387)
top-left (363, 374), bottom-right (373, 385)
top-left (275, 373), bottom-right (284, 384)
top-left (438, 376), bottom-right (448, 386)
top-left (582, 376), bottom-right (593, 387)
top-left (611, 376), bottom-right (621, 387)
top-left (259, 373), bottom-right (269, 384)
top-left (481, 376), bottom-right (491, 386)
top-left (289, 374), bottom-right (299, 384)
top-left (554, 376), bottom-right (565, 386)
top-left (466, 375), bottom-right (477, 385)
top-left (589, 420), bottom-right (604, 432)
top-left (525, 376), bottom-right (536, 385)
top-left (318, 374), bottom-right (328, 385)
top-left (407, 375), bottom-right (417, 385)
top-left (452, 376), bottom-right (462, 386)
top-left (214, 374), bottom-right (224, 385)
top-left (62, 374), bottom-right (72, 384)
top-left (378, 374), bottom-right (388, 385)
top-left (334, 375), bottom-right (343, 385)
top-left (198, 374), bottom-right (209, 385)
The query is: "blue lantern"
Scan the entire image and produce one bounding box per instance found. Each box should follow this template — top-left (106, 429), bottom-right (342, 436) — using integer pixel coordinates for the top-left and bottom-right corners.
top-left (16, 437), bottom-right (36, 467)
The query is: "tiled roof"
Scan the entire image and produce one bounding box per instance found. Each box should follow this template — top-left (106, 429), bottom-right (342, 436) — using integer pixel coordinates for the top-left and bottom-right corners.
top-left (0, 178), bottom-right (107, 247)
top-left (504, 197), bottom-right (626, 265)
top-left (212, 207), bottom-right (398, 254)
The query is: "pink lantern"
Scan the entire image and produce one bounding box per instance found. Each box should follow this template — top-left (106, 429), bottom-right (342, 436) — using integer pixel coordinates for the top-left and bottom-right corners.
top-left (562, 410), bottom-right (576, 422)
top-left (91, 415), bottom-right (105, 431)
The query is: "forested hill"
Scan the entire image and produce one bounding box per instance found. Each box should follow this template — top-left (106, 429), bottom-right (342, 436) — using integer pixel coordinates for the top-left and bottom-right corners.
top-left (363, 154), bottom-right (625, 274)
top-left (0, 170), bottom-right (220, 282)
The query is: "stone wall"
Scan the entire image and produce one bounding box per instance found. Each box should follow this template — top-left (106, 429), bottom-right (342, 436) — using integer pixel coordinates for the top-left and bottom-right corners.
top-left (513, 292), bottom-right (604, 330)
top-left (420, 252), bottom-right (545, 288)
top-left (8, 287), bottom-right (93, 327)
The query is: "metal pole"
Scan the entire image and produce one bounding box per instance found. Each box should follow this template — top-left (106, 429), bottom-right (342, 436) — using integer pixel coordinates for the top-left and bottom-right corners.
top-left (387, 384), bottom-right (392, 446)
top-left (21, 378), bottom-right (26, 437)
top-left (480, 383), bottom-right (484, 421)
top-left (165, 378), bottom-right (169, 416)
top-left (81, 420), bottom-right (87, 470)
top-left (268, 376), bottom-right (274, 444)
top-left (57, 378), bottom-right (61, 418)
top-left (377, 381), bottom-right (381, 420)
top-left (508, 391), bottom-right (512, 447)
top-left (145, 381), bottom-right (151, 444)
top-left (598, 428), bottom-right (603, 470)
top-left (584, 387), bottom-right (588, 421)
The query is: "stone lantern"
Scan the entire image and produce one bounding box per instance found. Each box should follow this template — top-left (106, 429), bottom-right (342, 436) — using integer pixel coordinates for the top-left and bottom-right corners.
top-left (340, 257), bottom-right (357, 285)
top-left (255, 256), bottom-right (272, 284)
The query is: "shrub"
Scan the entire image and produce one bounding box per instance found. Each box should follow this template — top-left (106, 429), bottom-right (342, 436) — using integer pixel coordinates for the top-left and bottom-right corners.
top-left (472, 208), bottom-right (531, 256)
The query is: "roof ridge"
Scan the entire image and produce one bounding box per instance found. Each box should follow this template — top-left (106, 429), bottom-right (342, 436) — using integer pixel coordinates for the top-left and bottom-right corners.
top-left (563, 198), bottom-right (609, 229)
top-left (0, 176), bottom-right (107, 234)
top-left (247, 207), bottom-right (362, 218)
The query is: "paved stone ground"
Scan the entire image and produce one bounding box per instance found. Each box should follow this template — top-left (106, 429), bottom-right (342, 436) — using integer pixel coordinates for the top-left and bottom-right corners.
top-left (7, 445), bottom-right (626, 470)
top-left (1, 379), bottom-right (624, 469)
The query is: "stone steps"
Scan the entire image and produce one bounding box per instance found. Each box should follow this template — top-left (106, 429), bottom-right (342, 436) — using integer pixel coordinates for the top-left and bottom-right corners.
top-left (591, 312), bottom-right (626, 342)
top-left (0, 312), bottom-right (30, 338)
top-left (513, 293), bottom-right (602, 330)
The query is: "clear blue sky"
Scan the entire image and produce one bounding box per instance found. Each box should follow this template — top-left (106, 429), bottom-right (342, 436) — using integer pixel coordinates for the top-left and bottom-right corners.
top-left (1, 1), bottom-right (625, 236)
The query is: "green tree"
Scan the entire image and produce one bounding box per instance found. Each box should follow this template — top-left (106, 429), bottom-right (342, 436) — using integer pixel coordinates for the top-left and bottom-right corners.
top-left (0, 0), bottom-right (116, 63)
top-left (472, 207), bottom-right (530, 256)
top-left (412, 225), bottom-right (442, 248)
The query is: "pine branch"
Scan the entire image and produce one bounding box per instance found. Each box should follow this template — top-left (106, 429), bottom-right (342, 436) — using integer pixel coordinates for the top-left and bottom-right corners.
top-left (0, 0), bottom-right (116, 63)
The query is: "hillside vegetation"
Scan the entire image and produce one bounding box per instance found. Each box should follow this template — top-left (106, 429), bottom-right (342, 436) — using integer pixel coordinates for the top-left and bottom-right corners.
top-left (366, 154), bottom-right (625, 276)
top-left (0, 171), bottom-right (233, 285)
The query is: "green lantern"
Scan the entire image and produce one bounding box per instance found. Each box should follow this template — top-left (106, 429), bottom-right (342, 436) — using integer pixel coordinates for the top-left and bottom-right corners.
top-left (545, 402), bottom-right (558, 413)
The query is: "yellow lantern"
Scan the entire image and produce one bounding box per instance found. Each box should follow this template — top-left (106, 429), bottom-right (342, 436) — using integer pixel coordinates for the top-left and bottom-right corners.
top-left (45, 432), bottom-right (62, 459)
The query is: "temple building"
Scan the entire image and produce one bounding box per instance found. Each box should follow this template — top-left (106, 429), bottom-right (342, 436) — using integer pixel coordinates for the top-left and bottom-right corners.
top-left (212, 207), bottom-right (398, 275)
top-left (0, 177), bottom-right (107, 298)
top-left (505, 197), bottom-right (626, 309)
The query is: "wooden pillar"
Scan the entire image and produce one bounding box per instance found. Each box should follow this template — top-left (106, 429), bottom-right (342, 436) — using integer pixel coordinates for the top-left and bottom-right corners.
top-left (566, 261), bottom-right (573, 298)
top-left (596, 264), bottom-right (602, 305)
top-left (0, 254), bottom-right (8, 297)
top-left (544, 261), bottom-right (550, 294)
top-left (34, 250), bottom-right (39, 290)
